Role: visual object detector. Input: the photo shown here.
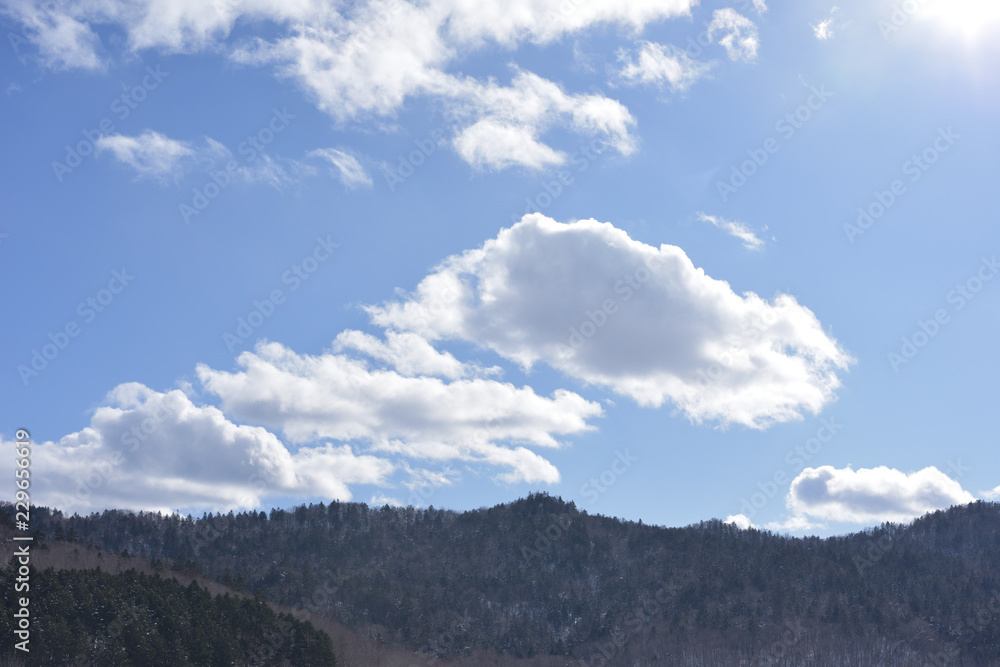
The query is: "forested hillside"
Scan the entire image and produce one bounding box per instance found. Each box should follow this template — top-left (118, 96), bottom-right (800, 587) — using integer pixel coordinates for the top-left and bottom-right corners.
top-left (0, 564), bottom-right (336, 665)
top-left (13, 496), bottom-right (1000, 665)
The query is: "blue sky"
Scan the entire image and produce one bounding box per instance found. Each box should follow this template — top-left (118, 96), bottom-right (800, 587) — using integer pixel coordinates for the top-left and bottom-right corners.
top-left (2, 0), bottom-right (999, 536)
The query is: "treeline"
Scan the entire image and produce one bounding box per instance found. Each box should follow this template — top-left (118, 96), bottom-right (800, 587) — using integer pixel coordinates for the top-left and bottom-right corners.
top-left (0, 564), bottom-right (336, 666)
top-left (10, 496), bottom-right (1000, 665)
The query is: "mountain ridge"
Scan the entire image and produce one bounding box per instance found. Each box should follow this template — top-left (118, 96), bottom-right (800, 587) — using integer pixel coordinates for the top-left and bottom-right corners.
top-left (8, 495), bottom-right (1000, 665)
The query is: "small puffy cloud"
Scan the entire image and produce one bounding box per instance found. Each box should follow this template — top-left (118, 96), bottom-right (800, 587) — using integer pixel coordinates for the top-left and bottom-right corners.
top-left (811, 7), bottom-right (840, 40)
top-left (367, 214), bottom-right (853, 429)
top-left (724, 513), bottom-right (757, 530)
top-left (0, 382), bottom-right (393, 514)
top-left (453, 119), bottom-right (566, 171)
top-left (445, 70), bottom-right (636, 170)
top-left (308, 147), bottom-right (373, 189)
top-left (95, 131), bottom-right (197, 182)
top-left (196, 338), bottom-right (603, 484)
top-left (708, 9), bottom-right (760, 62)
top-left (784, 465), bottom-right (976, 525)
top-left (617, 41), bottom-right (712, 92)
top-left (697, 212), bottom-right (766, 251)
top-left (750, 0), bottom-right (768, 14)
top-left (812, 19), bottom-right (834, 41)
top-left (2, 2), bottom-right (105, 70)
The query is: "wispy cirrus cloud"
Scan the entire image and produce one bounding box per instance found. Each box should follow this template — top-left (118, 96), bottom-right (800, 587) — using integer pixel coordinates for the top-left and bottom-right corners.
top-left (696, 212), bottom-right (767, 251)
top-left (308, 147), bottom-right (373, 189)
top-left (96, 129), bottom-right (311, 188)
top-left (95, 130), bottom-right (199, 182)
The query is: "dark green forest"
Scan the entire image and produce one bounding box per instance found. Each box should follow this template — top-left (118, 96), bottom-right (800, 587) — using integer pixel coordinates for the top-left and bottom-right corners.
top-left (0, 565), bottom-right (336, 666)
top-left (7, 496), bottom-right (1000, 665)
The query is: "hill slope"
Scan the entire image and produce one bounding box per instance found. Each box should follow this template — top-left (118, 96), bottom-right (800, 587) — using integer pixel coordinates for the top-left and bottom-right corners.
top-left (15, 496), bottom-right (1000, 665)
top-left (0, 554), bottom-right (336, 665)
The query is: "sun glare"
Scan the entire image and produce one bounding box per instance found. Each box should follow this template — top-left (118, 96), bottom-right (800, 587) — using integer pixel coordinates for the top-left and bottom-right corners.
top-left (915, 0), bottom-right (1000, 42)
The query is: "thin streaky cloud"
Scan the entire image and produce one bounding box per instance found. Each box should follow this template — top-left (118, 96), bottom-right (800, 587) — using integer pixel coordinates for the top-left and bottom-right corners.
top-left (696, 212), bottom-right (766, 251)
top-left (309, 147), bottom-right (373, 189)
top-left (95, 130), bottom-right (197, 182)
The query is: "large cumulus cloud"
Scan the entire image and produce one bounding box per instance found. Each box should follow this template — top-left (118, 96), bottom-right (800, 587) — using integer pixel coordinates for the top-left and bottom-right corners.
top-left (368, 214), bottom-right (853, 429)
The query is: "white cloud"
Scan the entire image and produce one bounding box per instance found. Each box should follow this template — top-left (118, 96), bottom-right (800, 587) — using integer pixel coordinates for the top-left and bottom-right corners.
top-left (308, 147), bottom-right (373, 189)
top-left (441, 0), bottom-right (697, 46)
top-left (750, 0), bottom-right (768, 14)
top-left (697, 212), bottom-right (766, 251)
top-left (196, 338), bottom-right (603, 484)
top-left (367, 214), bottom-right (853, 429)
top-left (0, 382), bottom-right (393, 514)
top-left (618, 41), bottom-right (712, 92)
top-left (331, 329), bottom-right (498, 379)
top-left (812, 19), bottom-right (834, 41)
top-left (230, 1), bottom-right (451, 121)
top-left (7, 0), bottom-right (702, 170)
top-left (782, 465), bottom-right (976, 525)
top-left (370, 494), bottom-right (405, 507)
top-left (453, 119), bottom-right (567, 171)
top-left (762, 514), bottom-right (822, 533)
top-left (708, 9), bottom-right (760, 62)
top-left (2, 2), bottom-right (105, 70)
top-left (724, 513), bottom-right (757, 530)
top-left (290, 442), bottom-right (395, 499)
top-left (14, 0), bottom-right (696, 66)
top-left (982, 486), bottom-right (1000, 500)
top-left (2, 0), bottom-right (319, 62)
top-left (0, 322), bottom-right (604, 513)
top-left (402, 465), bottom-right (460, 491)
top-left (233, 153), bottom-right (311, 189)
top-left (811, 7), bottom-right (840, 40)
top-left (444, 69), bottom-right (637, 170)
top-left (96, 130), bottom-right (309, 187)
top-left (95, 130), bottom-right (197, 182)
